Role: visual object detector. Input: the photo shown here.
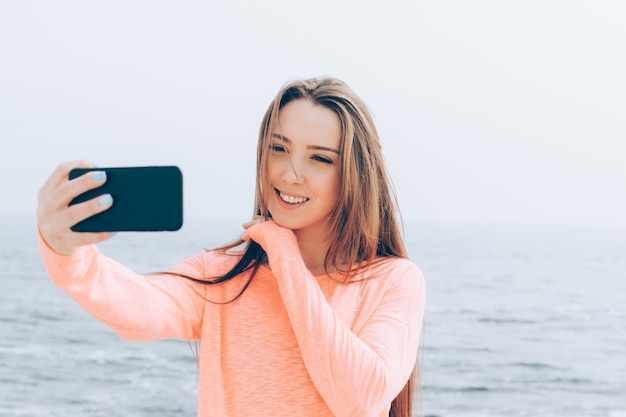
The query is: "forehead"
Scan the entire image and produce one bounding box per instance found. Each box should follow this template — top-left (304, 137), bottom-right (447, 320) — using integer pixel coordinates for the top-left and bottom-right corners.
top-left (276, 99), bottom-right (342, 149)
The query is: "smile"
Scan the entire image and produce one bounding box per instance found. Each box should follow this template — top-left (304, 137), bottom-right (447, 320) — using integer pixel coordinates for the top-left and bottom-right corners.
top-left (278, 189), bottom-right (309, 204)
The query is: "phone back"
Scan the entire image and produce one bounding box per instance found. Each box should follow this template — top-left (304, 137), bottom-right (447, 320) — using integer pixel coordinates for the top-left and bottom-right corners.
top-left (69, 166), bottom-right (183, 232)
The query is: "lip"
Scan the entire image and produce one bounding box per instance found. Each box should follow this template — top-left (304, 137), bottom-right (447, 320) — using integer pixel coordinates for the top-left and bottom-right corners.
top-left (274, 188), bottom-right (309, 207)
top-left (275, 187), bottom-right (307, 199)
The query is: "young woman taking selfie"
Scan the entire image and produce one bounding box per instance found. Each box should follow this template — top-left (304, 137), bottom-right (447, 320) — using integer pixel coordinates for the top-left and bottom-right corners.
top-left (37, 76), bottom-right (426, 417)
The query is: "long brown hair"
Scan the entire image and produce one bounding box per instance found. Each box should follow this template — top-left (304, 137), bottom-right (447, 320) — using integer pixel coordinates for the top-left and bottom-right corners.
top-left (220, 77), bottom-right (408, 273)
top-left (212, 76), bottom-right (418, 416)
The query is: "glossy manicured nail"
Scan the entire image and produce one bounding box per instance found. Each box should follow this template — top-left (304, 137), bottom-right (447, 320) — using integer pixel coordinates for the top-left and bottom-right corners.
top-left (92, 171), bottom-right (107, 182)
top-left (99, 194), bottom-right (113, 206)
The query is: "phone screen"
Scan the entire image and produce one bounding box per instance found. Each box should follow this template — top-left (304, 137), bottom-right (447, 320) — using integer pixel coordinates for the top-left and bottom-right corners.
top-left (68, 166), bottom-right (183, 232)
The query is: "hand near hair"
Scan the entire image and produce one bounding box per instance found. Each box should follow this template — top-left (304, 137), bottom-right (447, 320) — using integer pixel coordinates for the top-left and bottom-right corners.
top-left (37, 160), bottom-right (116, 256)
top-left (240, 218), bottom-right (298, 253)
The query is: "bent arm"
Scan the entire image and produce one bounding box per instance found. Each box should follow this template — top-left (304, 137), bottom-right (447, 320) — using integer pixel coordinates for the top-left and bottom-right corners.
top-left (38, 229), bottom-right (206, 342)
top-left (248, 223), bottom-right (425, 417)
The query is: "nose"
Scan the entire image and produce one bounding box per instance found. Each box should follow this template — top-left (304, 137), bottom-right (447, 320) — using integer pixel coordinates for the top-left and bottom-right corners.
top-left (281, 156), bottom-right (304, 185)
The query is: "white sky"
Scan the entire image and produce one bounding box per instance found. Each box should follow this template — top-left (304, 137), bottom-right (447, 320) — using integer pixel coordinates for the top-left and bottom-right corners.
top-left (1, 1), bottom-right (625, 227)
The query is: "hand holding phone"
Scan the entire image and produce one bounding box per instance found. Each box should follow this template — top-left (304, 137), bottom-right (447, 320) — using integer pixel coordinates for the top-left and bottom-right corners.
top-left (69, 166), bottom-right (183, 232)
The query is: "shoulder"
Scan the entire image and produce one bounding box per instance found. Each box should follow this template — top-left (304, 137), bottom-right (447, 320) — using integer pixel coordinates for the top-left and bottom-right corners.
top-left (365, 257), bottom-right (425, 302)
top-left (375, 257), bottom-right (425, 315)
top-left (369, 257), bottom-right (424, 286)
top-left (383, 257), bottom-right (423, 276)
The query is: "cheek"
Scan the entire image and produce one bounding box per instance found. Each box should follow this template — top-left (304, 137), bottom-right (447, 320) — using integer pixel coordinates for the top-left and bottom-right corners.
top-left (323, 172), bottom-right (341, 205)
top-left (266, 157), bottom-right (285, 180)
top-left (265, 155), bottom-right (286, 183)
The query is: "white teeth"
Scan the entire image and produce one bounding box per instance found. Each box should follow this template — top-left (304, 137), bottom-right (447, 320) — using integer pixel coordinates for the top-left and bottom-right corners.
top-left (279, 191), bottom-right (309, 204)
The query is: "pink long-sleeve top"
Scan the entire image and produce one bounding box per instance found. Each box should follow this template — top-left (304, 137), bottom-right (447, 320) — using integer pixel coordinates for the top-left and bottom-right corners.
top-left (38, 223), bottom-right (425, 417)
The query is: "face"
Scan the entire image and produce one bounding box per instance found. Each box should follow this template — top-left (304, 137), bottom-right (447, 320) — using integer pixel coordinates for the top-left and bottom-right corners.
top-left (266, 99), bottom-right (342, 240)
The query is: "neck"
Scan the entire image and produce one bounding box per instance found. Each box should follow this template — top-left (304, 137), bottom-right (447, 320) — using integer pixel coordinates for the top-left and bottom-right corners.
top-left (293, 227), bottom-right (333, 276)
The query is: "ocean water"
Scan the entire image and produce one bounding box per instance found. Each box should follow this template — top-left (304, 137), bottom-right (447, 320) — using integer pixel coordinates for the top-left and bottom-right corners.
top-left (1, 215), bottom-right (625, 417)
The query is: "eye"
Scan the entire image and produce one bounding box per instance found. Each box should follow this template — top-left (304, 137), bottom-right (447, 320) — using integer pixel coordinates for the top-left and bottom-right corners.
top-left (312, 155), bottom-right (334, 164)
top-left (270, 144), bottom-right (287, 153)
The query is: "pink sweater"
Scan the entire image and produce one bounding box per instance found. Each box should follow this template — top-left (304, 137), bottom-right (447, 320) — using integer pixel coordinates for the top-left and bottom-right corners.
top-left (38, 224), bottom-right (425, 417)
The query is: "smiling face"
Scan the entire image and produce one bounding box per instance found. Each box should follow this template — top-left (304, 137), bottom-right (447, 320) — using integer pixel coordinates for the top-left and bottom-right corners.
top-left (266, 99), bottom-right (342, 240)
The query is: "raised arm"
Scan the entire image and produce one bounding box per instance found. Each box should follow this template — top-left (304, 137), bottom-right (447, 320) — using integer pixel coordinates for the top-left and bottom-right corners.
top-left (38, 231), bottom-right (207, 341)
top-left (36, 160), bottom-right (205, 342)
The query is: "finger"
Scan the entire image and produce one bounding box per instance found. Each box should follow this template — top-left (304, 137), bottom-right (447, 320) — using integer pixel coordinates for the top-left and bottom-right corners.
top-left (63, 193), bottom-right (114, 230)
top-left (38, 192), bottom-right (113, 239)
top-left (37, 160), bottom-right (94, 204)
top-left (58, 170), bottom-right (108, 208)
top-left (241, 217), bottom-right (268, 240)
top-left (41, 169), bottom-right (107, 218)
top-left (43, 195), bottom-right (114, 256)
top-left (242, 214), bottom-right (273, 229)
top-left (240, 220), bottom-right (272, 241)
top-left (242, 218), bottom-right (263, 230)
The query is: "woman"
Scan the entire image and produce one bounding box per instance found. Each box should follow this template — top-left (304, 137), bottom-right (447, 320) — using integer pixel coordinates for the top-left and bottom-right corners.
top-left (37, 76), bottom-right (425, 417)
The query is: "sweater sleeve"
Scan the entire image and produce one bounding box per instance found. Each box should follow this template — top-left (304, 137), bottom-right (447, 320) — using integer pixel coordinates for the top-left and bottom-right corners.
top-left (247, 222), bottom-right (425, 417)
top-left (37, 229), bottom-right (206, 342)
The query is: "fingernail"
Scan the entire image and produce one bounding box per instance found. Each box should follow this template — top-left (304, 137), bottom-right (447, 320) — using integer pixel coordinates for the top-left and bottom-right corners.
top-left (92, 171), bottom-right (107, 182)
top-left (99, 194), bottom-right (113, 206)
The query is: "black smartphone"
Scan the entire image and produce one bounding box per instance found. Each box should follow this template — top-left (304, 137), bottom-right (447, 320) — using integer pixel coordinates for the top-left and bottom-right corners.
top-left (68, 166), bottom-right (183, 232)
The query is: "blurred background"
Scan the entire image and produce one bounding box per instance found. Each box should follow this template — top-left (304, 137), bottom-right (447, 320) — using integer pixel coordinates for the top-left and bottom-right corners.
top-left (1, 1), bottom-right (624, 416)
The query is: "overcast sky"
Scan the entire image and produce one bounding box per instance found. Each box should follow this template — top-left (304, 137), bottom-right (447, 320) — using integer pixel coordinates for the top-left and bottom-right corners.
top-left (1, 1), bottom-right (624, 227)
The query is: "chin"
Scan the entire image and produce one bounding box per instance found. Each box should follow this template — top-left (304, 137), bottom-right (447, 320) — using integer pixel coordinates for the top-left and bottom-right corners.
top-left (270, 216), bottom-right (299, 231)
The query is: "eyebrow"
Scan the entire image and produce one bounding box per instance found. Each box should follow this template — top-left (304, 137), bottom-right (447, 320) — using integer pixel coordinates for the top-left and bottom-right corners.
top-left (272, 133), bottom-right (340, 154)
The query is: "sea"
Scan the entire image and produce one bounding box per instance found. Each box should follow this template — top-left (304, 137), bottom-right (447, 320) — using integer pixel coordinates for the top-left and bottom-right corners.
top-left (1, 215), bottom-right (625, 417)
